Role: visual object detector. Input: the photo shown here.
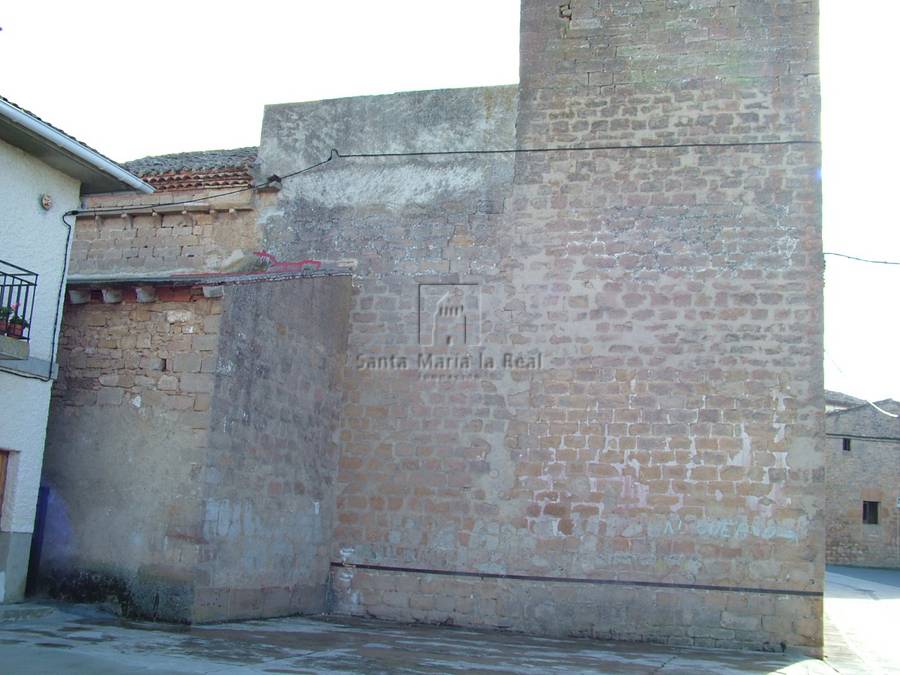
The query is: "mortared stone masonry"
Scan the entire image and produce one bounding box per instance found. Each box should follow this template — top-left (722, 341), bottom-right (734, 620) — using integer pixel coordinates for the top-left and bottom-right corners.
top-left (38, 0), bottom-right (822, 653)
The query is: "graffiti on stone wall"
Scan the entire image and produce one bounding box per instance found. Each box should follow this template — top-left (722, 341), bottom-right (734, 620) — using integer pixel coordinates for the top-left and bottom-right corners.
top-left (651, 515), bottom-right (801, 542)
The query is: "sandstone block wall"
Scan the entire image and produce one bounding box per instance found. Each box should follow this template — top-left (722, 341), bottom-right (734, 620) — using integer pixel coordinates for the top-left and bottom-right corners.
top-left (260, 0), bottom-right (823, 652)
top-left (37, 0), bottom-right (822, 650)
top-left (825, 403), bottom-right (900, 568)
top-left (194, 275), bottom-right (351, 620)
top-left (38, 274), bottom-right (351, 621)
top-left (40, 288), bottom-right (221, 618)
top-left (70, 189), bottom-right (267, 274)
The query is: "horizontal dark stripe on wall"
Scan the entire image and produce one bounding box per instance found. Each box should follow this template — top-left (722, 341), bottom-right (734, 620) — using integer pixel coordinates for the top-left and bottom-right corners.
top-left (826, 432), bottom-right (900, 443)
top-left (330, 562), bottom-right (822, 598)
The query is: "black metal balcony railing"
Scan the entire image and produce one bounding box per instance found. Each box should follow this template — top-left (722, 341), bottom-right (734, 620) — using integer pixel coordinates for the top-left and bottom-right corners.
top-left (0, 260), bottom-right (37, 342)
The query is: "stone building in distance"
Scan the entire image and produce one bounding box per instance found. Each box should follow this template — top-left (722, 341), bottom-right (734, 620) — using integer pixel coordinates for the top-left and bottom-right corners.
top-left (825, 389), bottom-right (865, 414)
top-left (34, 0), bottom-right (823, 654)
top-left (825, 399), bottom-right (900, 568)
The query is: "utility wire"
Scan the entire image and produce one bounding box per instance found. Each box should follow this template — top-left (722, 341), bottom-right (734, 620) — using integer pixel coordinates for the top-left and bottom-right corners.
top-left (6, 212), bottom-right (73, 382)
top-left (66, 138), bottom-right (818, 217)
top-left (278, 151), bottom-right (337, 179)
top-left (48, 212), bottom-right (74, 381)
top-left (67, 183), bottom-right (261, 217)
top-left (335, 138), bottom-right (817, 159)
top-left (66, 154), bottom-right (336, 217)
top-left (69, 141), bottom-right (899, 271)
top-left (824, 252), bottom-right (900, 266)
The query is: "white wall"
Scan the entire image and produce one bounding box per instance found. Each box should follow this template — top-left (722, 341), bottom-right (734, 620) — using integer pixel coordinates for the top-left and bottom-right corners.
top-left (0, 377), bottom-right (54, 532)
top-left (0, 137), bottom-right (80, 533)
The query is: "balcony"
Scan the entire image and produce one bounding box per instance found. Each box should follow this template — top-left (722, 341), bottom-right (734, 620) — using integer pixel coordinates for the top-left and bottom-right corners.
top-left (0, 260), bottom-right (37, 360)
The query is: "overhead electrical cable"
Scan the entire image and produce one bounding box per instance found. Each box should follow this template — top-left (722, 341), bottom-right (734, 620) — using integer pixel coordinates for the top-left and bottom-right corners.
top-left (823, 252), bottom-right (900, 266)
top-left (64, 138), bottom-right (819, 218)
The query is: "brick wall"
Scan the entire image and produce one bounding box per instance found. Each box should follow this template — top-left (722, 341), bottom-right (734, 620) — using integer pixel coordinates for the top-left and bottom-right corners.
top-left (260, 0), bottom-right (823, 652)
top-left (825, 403), bottom-right (900, 568)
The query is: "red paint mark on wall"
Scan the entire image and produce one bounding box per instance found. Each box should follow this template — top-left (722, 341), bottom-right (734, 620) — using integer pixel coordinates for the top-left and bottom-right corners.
top-left (254, 251), bottom-right (321, 271)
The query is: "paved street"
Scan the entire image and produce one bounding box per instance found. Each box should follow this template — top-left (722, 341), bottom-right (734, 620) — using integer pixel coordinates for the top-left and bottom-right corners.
top-left (824, 565), bottom-right (900, 674)
top-left (1, 566), bottom-right (896, 675)
top-left (0, 602), bottom-right (832, 675)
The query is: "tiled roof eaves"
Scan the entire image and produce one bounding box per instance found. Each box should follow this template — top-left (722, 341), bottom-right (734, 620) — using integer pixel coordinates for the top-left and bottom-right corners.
top-left (141, 167), bottom-right (254, 191)
top-left (124, 147), bottom-right (258, 176)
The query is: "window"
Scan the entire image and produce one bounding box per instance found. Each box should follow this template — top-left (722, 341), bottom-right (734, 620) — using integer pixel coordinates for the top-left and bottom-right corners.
top-left (842, 438), bottom-right (851, 452)
top-left (863, 501), bottom-right (879, 525)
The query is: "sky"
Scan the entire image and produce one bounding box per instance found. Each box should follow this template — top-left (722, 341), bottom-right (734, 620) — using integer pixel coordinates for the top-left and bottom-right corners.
top-left (0, 1), bottom-right (521, 159)
top-left (1, 1), bottom-right (897, 401)
top-left (819, 2), bottom-right (900, 402)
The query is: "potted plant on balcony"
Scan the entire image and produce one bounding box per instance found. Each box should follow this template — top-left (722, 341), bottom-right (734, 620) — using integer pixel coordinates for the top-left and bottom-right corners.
top-left (6, 309), bottom-right (28, 339)
top-left (0, 306), bottom-right (10, 334)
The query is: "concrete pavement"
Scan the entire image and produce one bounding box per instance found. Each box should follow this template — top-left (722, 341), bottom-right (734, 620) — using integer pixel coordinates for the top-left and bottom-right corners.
top-left (824, 565), bottom-right (900, 674)
top-left (7, 566), bottom-right (897, 675)
top-left (0, 602), bottom-right (834, 675)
